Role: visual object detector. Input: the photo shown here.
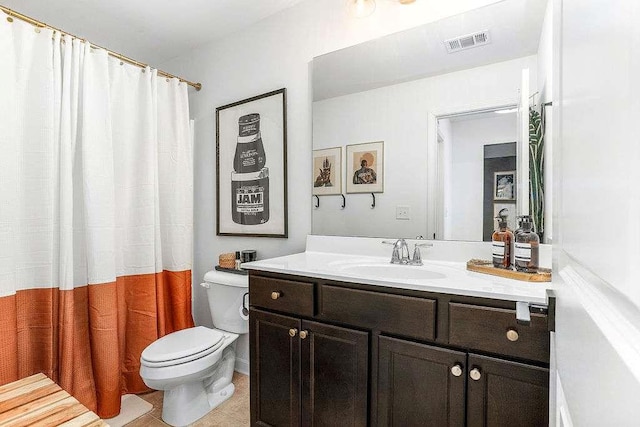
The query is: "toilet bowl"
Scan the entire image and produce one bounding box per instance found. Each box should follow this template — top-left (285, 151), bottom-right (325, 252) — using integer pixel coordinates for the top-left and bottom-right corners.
top-left (140, 270), bottom-right (248, 427)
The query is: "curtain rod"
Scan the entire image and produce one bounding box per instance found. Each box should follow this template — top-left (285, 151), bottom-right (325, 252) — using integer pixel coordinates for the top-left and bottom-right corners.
top-left (1, 5), bottom-right (202, 91)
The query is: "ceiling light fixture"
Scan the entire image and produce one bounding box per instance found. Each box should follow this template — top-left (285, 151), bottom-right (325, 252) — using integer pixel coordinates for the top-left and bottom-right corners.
top-left (348, 0), bottom-right (376, 18)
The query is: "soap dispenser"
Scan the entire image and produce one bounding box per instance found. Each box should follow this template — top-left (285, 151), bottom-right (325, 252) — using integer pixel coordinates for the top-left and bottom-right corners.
top-left (514, 215), bottom-right (540, 272)
top-left (492, 213), bottom-right (513, 269)
top-left (514, 215), bottom-right (525, 238)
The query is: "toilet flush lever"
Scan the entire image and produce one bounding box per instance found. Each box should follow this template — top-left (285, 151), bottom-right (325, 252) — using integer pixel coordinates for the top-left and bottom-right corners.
top-left (242, 292), bottom-right (249, 317)
top-left (200, 282), bottom-right (210, 289)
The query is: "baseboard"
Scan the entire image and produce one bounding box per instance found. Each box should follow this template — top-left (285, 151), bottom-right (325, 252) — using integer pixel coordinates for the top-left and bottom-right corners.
top-left (235, 357), bottom-right (249, 376)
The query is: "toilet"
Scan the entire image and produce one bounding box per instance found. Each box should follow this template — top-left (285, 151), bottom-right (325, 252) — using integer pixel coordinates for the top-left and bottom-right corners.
top-left (140, 270), bottom-right (249, 426)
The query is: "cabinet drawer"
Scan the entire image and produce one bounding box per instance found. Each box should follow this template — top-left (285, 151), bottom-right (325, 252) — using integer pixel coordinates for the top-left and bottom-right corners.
top-left (250, 276), bottom-right (314, 317)
top-left (318, 285), bottom-right (436, 341)
top-left (448, 303), bottom-right (549, 363)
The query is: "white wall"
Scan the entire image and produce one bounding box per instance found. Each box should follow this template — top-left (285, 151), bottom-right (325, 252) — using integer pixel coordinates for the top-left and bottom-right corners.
top-left (159, 0), bottom-right (505, 368)
top-left (557, 0), bottom-right (640, 307)
top-left (449, 114), bottom-right (517, 241)
top-left (553, 0), bottom-right (640, 424)
top-left (312, 56), bottom-right (536, 238)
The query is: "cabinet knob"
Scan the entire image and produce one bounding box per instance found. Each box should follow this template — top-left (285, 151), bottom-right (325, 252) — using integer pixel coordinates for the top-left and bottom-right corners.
top-left (299, 330), bottom-right (308, 339)
top-left (288, 328), bottom-right (298, 337)
top-left (450, 364), bottom-right (463, 377)
top-left (506, 328), bottom-right (519, 342)
top-left (469, 368), bottom-right (482, 381)
top-left (271, 291), bottom-right (281, 300)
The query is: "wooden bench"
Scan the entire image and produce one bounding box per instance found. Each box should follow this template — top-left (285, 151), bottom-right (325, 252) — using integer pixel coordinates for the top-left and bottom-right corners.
top-left (0, 373), bottom-right (108, 426)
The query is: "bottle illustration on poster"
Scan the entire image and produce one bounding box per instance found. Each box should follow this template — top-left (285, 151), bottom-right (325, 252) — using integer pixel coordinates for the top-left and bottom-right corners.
top-left (231, 113), bottom-right (270, 225)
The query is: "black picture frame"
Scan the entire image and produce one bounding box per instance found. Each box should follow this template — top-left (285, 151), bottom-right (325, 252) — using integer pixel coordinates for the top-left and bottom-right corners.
top-left (216, 88), bottom-right (288, 237)
top-left (494, 170), bottom-right (516, 201)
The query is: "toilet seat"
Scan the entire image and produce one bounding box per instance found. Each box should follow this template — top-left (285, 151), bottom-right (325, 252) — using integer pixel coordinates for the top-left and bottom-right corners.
top-left (141, 326), bottom-right (225, 368)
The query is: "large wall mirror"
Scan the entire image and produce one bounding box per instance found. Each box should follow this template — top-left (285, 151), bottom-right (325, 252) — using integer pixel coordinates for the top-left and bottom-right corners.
top-left (311, 0), bottom-right (553, 243)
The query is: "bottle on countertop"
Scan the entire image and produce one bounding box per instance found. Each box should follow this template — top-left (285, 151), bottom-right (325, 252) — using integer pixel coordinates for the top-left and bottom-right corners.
top-left (492, 213), bottom-right (513, 269)
top-left (514, 215), bottom-right (540, 272)
top-left (235, 251), bottom-right (242, 270)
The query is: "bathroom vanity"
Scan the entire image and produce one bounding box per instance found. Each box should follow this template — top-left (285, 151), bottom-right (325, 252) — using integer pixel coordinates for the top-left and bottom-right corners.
top-left (244, 237), bottom-right (553, 427)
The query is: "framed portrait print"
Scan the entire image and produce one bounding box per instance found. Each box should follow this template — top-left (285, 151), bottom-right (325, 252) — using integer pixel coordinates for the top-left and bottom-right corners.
top-left (216, 88), bottom-right (287, 237)
top-left (312, 147), bottom-right (342, 196)
top-left (494, 170), bottom-right (516, 201)
top-left (346, 141), bottom-right (384, 194)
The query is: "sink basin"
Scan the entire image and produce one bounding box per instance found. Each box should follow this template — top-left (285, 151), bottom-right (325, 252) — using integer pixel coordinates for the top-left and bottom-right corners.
top-left (337, 263), bottom-right (446, 281)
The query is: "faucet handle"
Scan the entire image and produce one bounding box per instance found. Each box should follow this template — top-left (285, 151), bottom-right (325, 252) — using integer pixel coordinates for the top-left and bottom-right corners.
top-left (382, 239), bottom-right (403, 264)
top-left (412, 245), bottom-right (423, 265)
top-left (410, 242), bottom-right (433, 265)
top-left (391, 247), bottom-right (401, 263)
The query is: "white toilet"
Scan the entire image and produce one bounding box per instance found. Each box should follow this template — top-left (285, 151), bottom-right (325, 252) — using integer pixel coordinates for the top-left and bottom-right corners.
top-left (140, 270), bottom-right (249, 426)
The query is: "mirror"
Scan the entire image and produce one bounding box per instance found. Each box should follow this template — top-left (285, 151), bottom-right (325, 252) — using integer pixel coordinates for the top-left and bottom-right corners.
top-left (311, 0), bottom-right (552, 243)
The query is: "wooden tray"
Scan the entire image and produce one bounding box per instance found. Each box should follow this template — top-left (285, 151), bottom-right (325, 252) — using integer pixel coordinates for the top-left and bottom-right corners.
top-left (466, 259), bottom-right (551, 282)
top-left (215, 265), bottom-right (248, 275)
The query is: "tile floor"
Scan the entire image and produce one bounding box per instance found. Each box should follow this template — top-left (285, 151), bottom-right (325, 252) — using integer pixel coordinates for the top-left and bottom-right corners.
top-left (125, 372), bottom-right (250, 427)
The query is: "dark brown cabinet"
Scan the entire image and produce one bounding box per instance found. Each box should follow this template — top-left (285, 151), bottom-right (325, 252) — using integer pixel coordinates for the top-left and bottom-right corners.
top-left (377, 336), bottom-right (466, 426)
top-left (466, 354), bottom-right (549, 427)
top-left (376, 336), bottom-right (549, 427)
top-left (250, 309), bottom-right (301, 427)
top-left (250, 308), bottom-right (369, 427)
top-left (249, 271), bottom-right (550, 427)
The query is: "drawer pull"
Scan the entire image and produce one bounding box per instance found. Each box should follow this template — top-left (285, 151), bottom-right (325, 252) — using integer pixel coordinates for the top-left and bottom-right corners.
top-left (506, 328), bottom-right (519, 342)
top-left (299, 330), bottom-right (308, 339)
top-left (469, 368), bottom-right (482, 381)
top-left (450, 364), bottom-right (463, 377)
top-left (289, 328), bottom-right (298, 337)
top-left (271, 291), bottom-right (281, 300)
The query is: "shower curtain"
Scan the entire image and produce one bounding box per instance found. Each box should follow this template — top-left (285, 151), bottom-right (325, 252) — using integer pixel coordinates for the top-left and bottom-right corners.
top-left (0, 15), bottom-right (194, 418)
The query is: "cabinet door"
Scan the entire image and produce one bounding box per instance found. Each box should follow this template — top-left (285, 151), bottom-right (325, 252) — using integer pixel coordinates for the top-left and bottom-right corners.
top-left (250, 308), bottom-right (301, 427)
top-left (300, 320), bottom-right (368, 427)
top-left (377, 336), bottom-right (466, 427)
top-left (467, 353), bottom-right (549, 427)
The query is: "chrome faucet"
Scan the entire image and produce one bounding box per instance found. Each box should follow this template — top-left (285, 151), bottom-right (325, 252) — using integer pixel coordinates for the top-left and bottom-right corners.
top-left (383, 239), bottom-right (433, 265)
top-left (392, 239), bottom-right (411, 264)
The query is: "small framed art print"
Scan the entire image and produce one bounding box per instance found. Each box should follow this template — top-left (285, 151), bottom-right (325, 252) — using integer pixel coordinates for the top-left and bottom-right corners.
top-left (346, 141), bottom-right (384, 194)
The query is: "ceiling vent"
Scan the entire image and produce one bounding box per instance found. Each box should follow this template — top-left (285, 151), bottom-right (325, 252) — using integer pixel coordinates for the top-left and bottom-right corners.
top-left (444, 30), bottom-right (491, 53)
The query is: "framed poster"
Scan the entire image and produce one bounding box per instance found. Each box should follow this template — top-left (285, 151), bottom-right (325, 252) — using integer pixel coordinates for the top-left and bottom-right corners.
top-left (493, 203), bottom-right (517, 231)
top-left (494, 170), bottom-right (516, 200)
top-left (312, 147), bottom-right (342, 196)
top-left (216, 88), bottom-right (287, 237)
top-left (346, 141), bottom-right (384, 194)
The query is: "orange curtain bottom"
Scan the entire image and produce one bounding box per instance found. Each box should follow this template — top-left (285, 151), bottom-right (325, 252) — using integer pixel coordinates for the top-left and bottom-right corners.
top-left (0, 270), bottom-right (194, 418)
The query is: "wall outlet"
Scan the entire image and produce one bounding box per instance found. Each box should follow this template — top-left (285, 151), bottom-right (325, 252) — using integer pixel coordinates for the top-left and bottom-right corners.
top-left (396, 205), bottom-right (411, 220)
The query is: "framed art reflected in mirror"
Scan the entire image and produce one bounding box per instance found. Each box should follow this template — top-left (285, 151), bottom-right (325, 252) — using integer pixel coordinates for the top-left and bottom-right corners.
top-left (313, 147), bottom-right (342, 196)
top-left (346, 141), bottom-right (384, 194)
top-left (494, 170), bottom-right (516, 201)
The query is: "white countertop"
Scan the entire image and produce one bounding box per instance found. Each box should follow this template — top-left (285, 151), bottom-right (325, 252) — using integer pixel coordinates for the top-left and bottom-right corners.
top-left (243, 248), bottom-right (552, 305)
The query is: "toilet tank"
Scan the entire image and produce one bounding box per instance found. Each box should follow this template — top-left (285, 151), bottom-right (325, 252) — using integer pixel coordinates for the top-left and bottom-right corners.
top-left (202, 270), bottom-right (249, 334)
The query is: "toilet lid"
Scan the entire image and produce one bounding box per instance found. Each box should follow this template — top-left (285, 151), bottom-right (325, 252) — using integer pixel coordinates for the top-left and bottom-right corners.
top-left (141, 326), bottom-right (225, 365)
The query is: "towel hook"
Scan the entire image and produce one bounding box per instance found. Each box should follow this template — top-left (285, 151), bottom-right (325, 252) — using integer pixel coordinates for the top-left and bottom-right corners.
top-left (314, 195), bottom-right (319, 208)
top-left (341, 194), bottom-right (346, 209)
top-left (371, 193), bottom-right (376, 208)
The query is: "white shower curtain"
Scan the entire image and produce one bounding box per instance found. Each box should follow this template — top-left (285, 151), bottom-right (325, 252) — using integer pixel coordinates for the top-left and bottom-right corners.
top-left (0, 14), bottom-right (193, 418)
